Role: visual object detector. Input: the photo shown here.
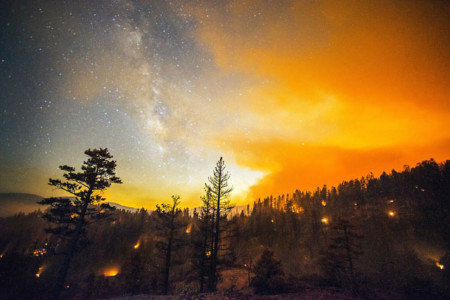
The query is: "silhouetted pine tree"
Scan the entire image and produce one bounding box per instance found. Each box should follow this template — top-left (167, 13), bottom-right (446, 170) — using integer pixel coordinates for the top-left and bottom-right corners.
top-left (320, 218), bottom-right (363, 289)
top-left (204, 157), bottom-right (233, 291)
top-left (154, 195), bottom-right (185, 294)
top-left (251, 248), bottom-right (285, 294)
top-left (38, 148), bottom-right (121, 300)
top-left (194, 188), bottom-right (214, 292)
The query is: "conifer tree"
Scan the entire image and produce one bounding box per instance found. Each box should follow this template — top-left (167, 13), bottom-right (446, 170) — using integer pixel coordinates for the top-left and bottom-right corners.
top-left (38, 148), bottom-right (122, 300)
top-left (320, 218), bottom-right (363, 289)
top-left (154, 195), bottom-right (184, 294)
top-left (197, 188), bottom-right (214, 292)
top-left (204, 157), bottom-right (233, 291)
top-left (252, 248), bottom-right (285, 294)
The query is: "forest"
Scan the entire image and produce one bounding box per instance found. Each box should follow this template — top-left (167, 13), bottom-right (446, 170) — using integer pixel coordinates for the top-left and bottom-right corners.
top-left (0, 150), bottom-right (449, 299)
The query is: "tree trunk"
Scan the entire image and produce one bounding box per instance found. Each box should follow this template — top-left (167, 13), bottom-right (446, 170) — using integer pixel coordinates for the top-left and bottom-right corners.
top-left (51, 200), bottom-right (89, 300)
top-left (163, 206), bottom-right (176, 295)
top-left (199, 221), bottom-right (208, 293)
top-left (210, 169), bottom-right (222, 291)
top-left (163, 233), bottom-right (173, 294)
top-left (343, 224), bottom-right (355, 283)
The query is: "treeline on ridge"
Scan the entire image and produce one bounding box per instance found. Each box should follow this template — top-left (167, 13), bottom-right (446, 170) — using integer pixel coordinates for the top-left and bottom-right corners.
top-left (0, 157), bottom-right (449, 299)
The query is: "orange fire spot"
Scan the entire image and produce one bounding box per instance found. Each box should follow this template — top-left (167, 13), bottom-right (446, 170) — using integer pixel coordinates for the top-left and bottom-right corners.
top-left (36, 266), bottom-right (45, 278)
top-left (186, 223), bottom-right (192, 234)
top-left (321, 218), bottom-right (328, 224)
top-left (436, 262), bottom-right (444, 270)
top-left (388, 211), bottom-right (395, 217)
top-left (134, 241), bottom-right (140, 249)
top-left (103, 267), bottom-right (119, 277)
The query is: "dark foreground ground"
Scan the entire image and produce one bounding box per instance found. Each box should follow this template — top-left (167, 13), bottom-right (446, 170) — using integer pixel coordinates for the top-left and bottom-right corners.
top-left (105, 287), bottom-right (400, 300)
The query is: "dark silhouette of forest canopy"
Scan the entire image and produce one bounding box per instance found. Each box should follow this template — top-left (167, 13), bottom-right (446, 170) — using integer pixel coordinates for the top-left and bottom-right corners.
top-left (0, 151), bottom-right (449, 299)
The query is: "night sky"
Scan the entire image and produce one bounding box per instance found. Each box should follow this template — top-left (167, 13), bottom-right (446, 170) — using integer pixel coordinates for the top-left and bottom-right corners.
top-left (1, 0), bottom-right (449, 208)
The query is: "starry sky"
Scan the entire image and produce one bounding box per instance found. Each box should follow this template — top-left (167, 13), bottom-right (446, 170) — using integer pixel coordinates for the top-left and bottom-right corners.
top-left (1, 0), bottom-right (449, 209)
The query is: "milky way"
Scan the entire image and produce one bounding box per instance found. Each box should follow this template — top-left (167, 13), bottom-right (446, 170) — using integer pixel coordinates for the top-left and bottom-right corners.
top-left (0, 0), bottom-right (263, 207)
top-left (1, 1), bottom-right (449, 208)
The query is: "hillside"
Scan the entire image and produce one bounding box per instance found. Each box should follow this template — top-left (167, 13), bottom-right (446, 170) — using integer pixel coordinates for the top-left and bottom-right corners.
top-left (0, 193), bottom-right (140, 217)
top-left (0, 193), bottom-right (43, 217)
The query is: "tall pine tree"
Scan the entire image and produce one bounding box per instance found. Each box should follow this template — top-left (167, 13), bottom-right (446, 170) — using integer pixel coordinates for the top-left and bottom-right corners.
top-left (38, 148), bottom-right (121, 300)
top-left (204, 157), bottom-right (233, 291)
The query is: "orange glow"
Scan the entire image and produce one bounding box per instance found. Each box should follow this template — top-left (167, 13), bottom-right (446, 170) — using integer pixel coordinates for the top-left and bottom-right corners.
top-left (182, 1), bottom-right (450, 205)
top-left (321, 218), bottom-right (328, 224)
top-left (103, 267), bottom-right (119, 277)
top-left (436, 262), bottom-right (444, 270)
top-left (289, 205), bottom-right (304, 213)
top-left (28, 1), bottom-right (450, 209)
top-left (389, 211), bottom-right (395, 217)
top-left (321, 200), bottom-right (327, 207)
top-left (133, 241), bottom-right (140, 249)
top-left (36, 266), bottom-right (45, 278)
top-left (186, 223), bottom-right (192, 234)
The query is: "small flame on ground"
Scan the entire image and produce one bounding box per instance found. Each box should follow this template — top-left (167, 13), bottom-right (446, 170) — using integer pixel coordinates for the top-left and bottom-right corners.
top-left (33, 248), bottom-right (47, 256)
top-left (134, 241), bottom-right (140, 249)
top-left (321, 200), bottom-right (327, 206)
top-left (321, 218), bottom-right (328, 224)
top-left (186, 223), bottom-right (192, 234)
top-left (36, 266), bottom-right (45, 278)
top-left (104, 267), bottom-right (119, 277)
top-left (436, 262), bottom-right (444, 270)
top-left (388, 211), bottom-right (395, 217)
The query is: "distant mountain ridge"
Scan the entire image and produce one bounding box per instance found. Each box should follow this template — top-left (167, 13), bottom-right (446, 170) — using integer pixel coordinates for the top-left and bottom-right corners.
top-left (0, 193), bottom-right (44, 217)
top-left (0, 193), bottom-right (140, 217)
top-left (0, 193), bottom-right (248, 217)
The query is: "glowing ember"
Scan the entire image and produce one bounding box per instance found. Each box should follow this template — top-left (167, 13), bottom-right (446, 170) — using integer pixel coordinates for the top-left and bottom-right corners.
top-left (33, 248), bottom-right (47, 256)
top-left (206, 250), bottom-right (211, 257)
top-left (186, 223), bottom-right (192, 234)
top-left (388, 200), bottom-right (394, 203)
top-left (321, 218), bottom-right (328, 224)
top-left (104, 267), bottom-right (119, 277)
top-left (436, 262), bottom-right (444, 270)
top-left (0, 254), bottom-right (3, 259)
top-left (321, 200), bottom-right (327, 206)
top-left (271, 219), bottom-right (274, 223)
top-left (36, 266), bottom-right (44, 278)
top-left (388, 211), bottom-right (395, 217)
top-left (134, 241), bottom-right (140, 249)
top-left (70, 213), bottom-right (77, 219)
